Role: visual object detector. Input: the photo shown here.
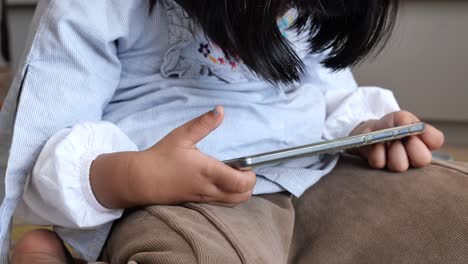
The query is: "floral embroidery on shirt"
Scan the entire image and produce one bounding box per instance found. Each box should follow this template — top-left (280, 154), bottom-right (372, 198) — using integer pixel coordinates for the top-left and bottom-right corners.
top-left (198, 43), bottom-right (211, 57)
top-left (198, 42), bottom-right (238, 69)
top-left (229, 61), bottom-right (237, 69)
top-left (192, 9), bottom-right (299, 78)
top-left (198, 43), bottom-right (218, 64)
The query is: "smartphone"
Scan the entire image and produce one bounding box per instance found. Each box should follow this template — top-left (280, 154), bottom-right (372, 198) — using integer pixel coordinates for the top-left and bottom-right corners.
top-left (223, 123), bottom-right (425, 170)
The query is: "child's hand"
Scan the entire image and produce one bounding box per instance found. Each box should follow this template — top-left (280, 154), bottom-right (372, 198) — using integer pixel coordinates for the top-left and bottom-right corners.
top-left (128, 106), bottom-right (256, 206)
top-left (349, 111), bottom-right (445, 172)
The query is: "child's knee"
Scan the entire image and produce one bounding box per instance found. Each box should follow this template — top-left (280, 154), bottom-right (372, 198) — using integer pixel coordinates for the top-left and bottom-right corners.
top-left (13, 229), bottom-right (68, 264)
top-left (14, 229), bottom-right (63, 254)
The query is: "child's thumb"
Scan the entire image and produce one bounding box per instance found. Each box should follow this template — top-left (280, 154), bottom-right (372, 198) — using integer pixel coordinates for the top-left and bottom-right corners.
top-left (172, 106), bottom-right (224, 146)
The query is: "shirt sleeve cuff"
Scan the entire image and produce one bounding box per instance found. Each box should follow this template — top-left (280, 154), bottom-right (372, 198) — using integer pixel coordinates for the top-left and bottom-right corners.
top-left (323, 87), bottom-right (400, 140)
top-left (22, 121), bottom-right (138, 229)
top-left (79, 150), bottom-right (121, 215)
top-left (71, 122), bottom-right (139, 225)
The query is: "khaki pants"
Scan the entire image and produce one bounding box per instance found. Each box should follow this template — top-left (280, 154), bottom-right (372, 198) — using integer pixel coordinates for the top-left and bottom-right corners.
top-left (98, 155), bottom-right (468, 264)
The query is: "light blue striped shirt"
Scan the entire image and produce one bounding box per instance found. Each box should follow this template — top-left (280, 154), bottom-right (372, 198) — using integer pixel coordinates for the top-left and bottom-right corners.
top-left (0, 0), bottom-right (399, 261)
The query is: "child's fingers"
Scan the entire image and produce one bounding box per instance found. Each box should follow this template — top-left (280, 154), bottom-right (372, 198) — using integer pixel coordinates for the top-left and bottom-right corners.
top-left (392, 110), bottom-right (420, 127)
top-left (387, 141), bottom-right (410, 172)
top-left (209, 190), bottom-right (253, 206)
top-left (351, 126), bottom-right (387, 169)
top-left (169, 106), bottom-right (224, 147)
top-left (405, 136), bottom-right (433, 168)
top-left (215, 170), bottom-right (256, 194)
top-left (419, 124), bottom-right (445, 151)
top-left (373, 111), bottom-right (419, 131)
top-left (389, 112), bottom-right (444, 151)
top-left (192, 184), bottom-right (253, 205)
top-left (365, 143), bottom-right (387, 169)
top-left (204, 160), bottom-right (256, 194)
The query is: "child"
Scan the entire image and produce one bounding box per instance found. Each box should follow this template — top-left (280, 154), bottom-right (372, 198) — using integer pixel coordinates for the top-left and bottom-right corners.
top-left (2, 0), bottom-right (465, 263)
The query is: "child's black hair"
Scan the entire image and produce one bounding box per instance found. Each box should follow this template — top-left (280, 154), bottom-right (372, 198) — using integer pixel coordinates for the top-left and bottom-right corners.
top-left (149, 0), bottom-right (398, 84)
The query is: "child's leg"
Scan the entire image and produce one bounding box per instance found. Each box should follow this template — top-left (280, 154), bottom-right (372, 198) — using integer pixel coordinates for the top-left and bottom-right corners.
top-left (289, 154), bottom-right (468, 264)
top-left (12, 229), bottom-right (75, 264)
top-left (100, 194), bottom-right (295, 264)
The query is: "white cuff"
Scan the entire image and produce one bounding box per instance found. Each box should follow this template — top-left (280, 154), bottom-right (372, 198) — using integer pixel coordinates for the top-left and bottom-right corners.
top-left (323, 87), bottom-right (400, 140)
top-left (79, 149), bottom-right (119, 215)
top-left (17, 122), bottom-right (138, 229)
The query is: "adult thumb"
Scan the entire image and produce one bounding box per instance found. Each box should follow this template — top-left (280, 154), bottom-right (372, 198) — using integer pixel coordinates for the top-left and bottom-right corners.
top-left (170, 106), bottom-right (224, 146)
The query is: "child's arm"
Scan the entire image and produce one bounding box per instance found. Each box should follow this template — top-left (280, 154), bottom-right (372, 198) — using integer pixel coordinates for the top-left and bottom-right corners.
top-left (322, 80), bottom-right (444, 171)
top-left (16, 106), bottom-right (256, 229)
top-left (15, 122), bottom-right (135, 228)
top-left (300, 54), bottom-right (400, 140)
top-left (301, 54), bottom-right (443, 172)
top-left (90, 106), bottom-right (256, 209)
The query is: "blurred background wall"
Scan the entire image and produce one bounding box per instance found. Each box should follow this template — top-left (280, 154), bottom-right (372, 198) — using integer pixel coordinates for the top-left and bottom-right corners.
top-left (2, 0), bottom-right (468, 147)
top-left (354, 0), bottom-right (468, 146)
top-left (6, 0), bottom-right (35, 71)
